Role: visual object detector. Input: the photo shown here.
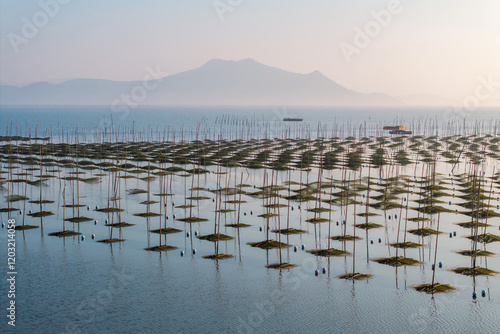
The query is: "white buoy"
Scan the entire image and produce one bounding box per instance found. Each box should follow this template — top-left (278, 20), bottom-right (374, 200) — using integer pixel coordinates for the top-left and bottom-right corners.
top-left (105, 219), bottom-right (108, 224)
top-left (81, 235), bottom-right (85, 241)
top-left (94, 220), bottom-right (98, 225)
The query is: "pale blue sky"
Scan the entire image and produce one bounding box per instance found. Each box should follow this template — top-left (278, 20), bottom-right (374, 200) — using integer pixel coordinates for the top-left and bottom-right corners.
top-left (1, 0), bottom-right (499, 99)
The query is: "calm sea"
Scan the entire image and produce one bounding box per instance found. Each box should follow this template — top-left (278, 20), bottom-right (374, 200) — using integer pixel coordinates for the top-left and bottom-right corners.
top-left (1, 106), bottom-right (500, 333)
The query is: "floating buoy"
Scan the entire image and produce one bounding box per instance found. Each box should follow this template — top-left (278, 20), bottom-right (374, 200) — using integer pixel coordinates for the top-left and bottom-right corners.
top-left (173, 214), bottom-right (176, 219)
top-left (291, 207), bottom-right (294, 211)
top-left (482, 290), bottom-right (486, 297)
top-left (449, 201), bottom-right (451, 205)
top-left (29, 210), bottom-right (32, 214)
top-left (192, 249), bottom-right (196, 255)
top-left (180, 251), bottom-right (184, 256)
top-left (294, 246), bottom-right (297, 252)
top-left (164, 203), bottom-right (167, 207)
top-left (19, 210), bottom-right (22, 214)
top-left (81, 235), bottom-right (85, 241)
top-left (1, 223), bottom-right (4, 228)
top-left (315, 270), bottom-right (319, 276)
top-left (212, 199), bottom-right (215, 202)
top-left (250, 211), bottom-right (253, 215)
top-left (91, 234), bottom-right (95, 239)
top-left (186, 232), bottom-right (190, 237)
top-left (244, 212), bottom-right (246, 216)
top-left (473, 292), bottom-right (477, 299)
top-left (301, 244), bottom-right (305, 250)
top-left (395, 214), bottom-right (397, 219)
top-left (449, 233), bottom-right (452, 238)
top-left (94, 220), bottom-right (98, 225)
top-left (298, 205), bottom-right (301, 209)
top-left (259, 227), bottom-right (262, 231)
top-left (105, 219), bottom-right (108, 224)
top-left (194, 231), bottom-right (198, 236)
top-left (172, 202), bottom-right (175, 206)
top-left (166, 216), bottom-right (169, 220)
top-left (378, 238), bottom-right (381, 243)
top-left (322, 267), bottom-right (326, 274)
top-left (431, 264), bottom-right (435, 271)
top-left (453, 231), bottom-right (456, 236)
top-left (95, 205), bottom-right (99, 210)
top-left (370, 240), bottom-right (373, 244)
top-left (87, 206), bottom-right (90, 210)
top-left (336, 221), bottom-right (339, 226)
top-left (439, 262), bottom-right (442, 268)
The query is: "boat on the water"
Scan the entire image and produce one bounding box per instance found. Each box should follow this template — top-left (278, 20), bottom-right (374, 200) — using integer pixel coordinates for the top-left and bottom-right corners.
top-left (383, 125), bottom-right (408, 131)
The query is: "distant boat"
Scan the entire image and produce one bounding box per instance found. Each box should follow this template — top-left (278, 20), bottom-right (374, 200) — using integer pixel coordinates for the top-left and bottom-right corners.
top-left (283, 118), bottom-right (303, 122)
top-left (383, 125), bottom-right (408, 131)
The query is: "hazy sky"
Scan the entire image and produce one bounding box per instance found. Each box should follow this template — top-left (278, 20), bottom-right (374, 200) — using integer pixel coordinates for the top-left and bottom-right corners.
top-left (1, 0), bottom-right (499, 99)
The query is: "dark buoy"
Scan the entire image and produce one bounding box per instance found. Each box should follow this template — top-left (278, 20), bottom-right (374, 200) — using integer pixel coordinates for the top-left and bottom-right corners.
top-left (336, 221), bottom-right (339, 226)
top-left (482, 290), bottom-right (486, 297)
top-left (315, 270), bottom-right (319, 276)
top-left (105, 219), bottom-right (108, 224)
top-left (432, 264), bottom-right (435, 271)
top-left (94, 220), bottom-right (98, 225)
top-left (439, 262), bottom-right (442, 268)
top-left (250, 211), bottom-right (253, 215)
top-left (378, 238), bottom-right (381, 243)
top-left (301, 244), bottom-right (305, 250)
top-left (259, 227), bottom-right (262, 231)
top-left (95, 205), bottom-right (99, 210)
top-left (87, 206), bottom-right (90, 210)
top-left (180, 251), bottom-right (184, 256)
top-left (244, 212), bottom-right (247, 216)
top-left (194, 231), bottom-right (198, 236)
top-left (298, 205), bottom-right (301, 210)
top-left (291, 206), bottom-right (294, 211)
top-left (322, 267), bottom-right (326, 274)
top-left (192, 249), bottom-right (196, 255)
top-left (2, 223), bottom-right (5, 228)
top-left (388, 215), bottom-right (391, 220)
top-left (173, 214), bottom-right (176, 219)
top-left (453, 231), bottom-right (456, 236)
top-left (186, 232), bottom-right (190, 237)
top-left (212, 198), bottom-right (215, 202)
top-left (394, 214), bottom-right (397, 219)
top-left (473, 292), bottom-right (477, 299)
top-left (166, 216), bottom-right (169, 220)
top-left (91, 234), bottom-right (95, 239)
top-left (19, 210), bottom-right (22, 214)
top-left (449, 232), bottom-right (452, 238)
top-left (370, 240), bottom-right (373, 244)
top-left (294, 246), bottom-right (297, 252)
top-left (81, 235), bottom-right (85, 241)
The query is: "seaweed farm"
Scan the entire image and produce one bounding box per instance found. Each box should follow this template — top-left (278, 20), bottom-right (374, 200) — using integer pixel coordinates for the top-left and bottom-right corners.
top-left (2, 116), bottom-right (500, 333)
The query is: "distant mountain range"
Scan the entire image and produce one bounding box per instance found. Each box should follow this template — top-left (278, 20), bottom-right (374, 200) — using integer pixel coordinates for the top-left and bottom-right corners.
top-left (0, 58), bottom-right (487, 107)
